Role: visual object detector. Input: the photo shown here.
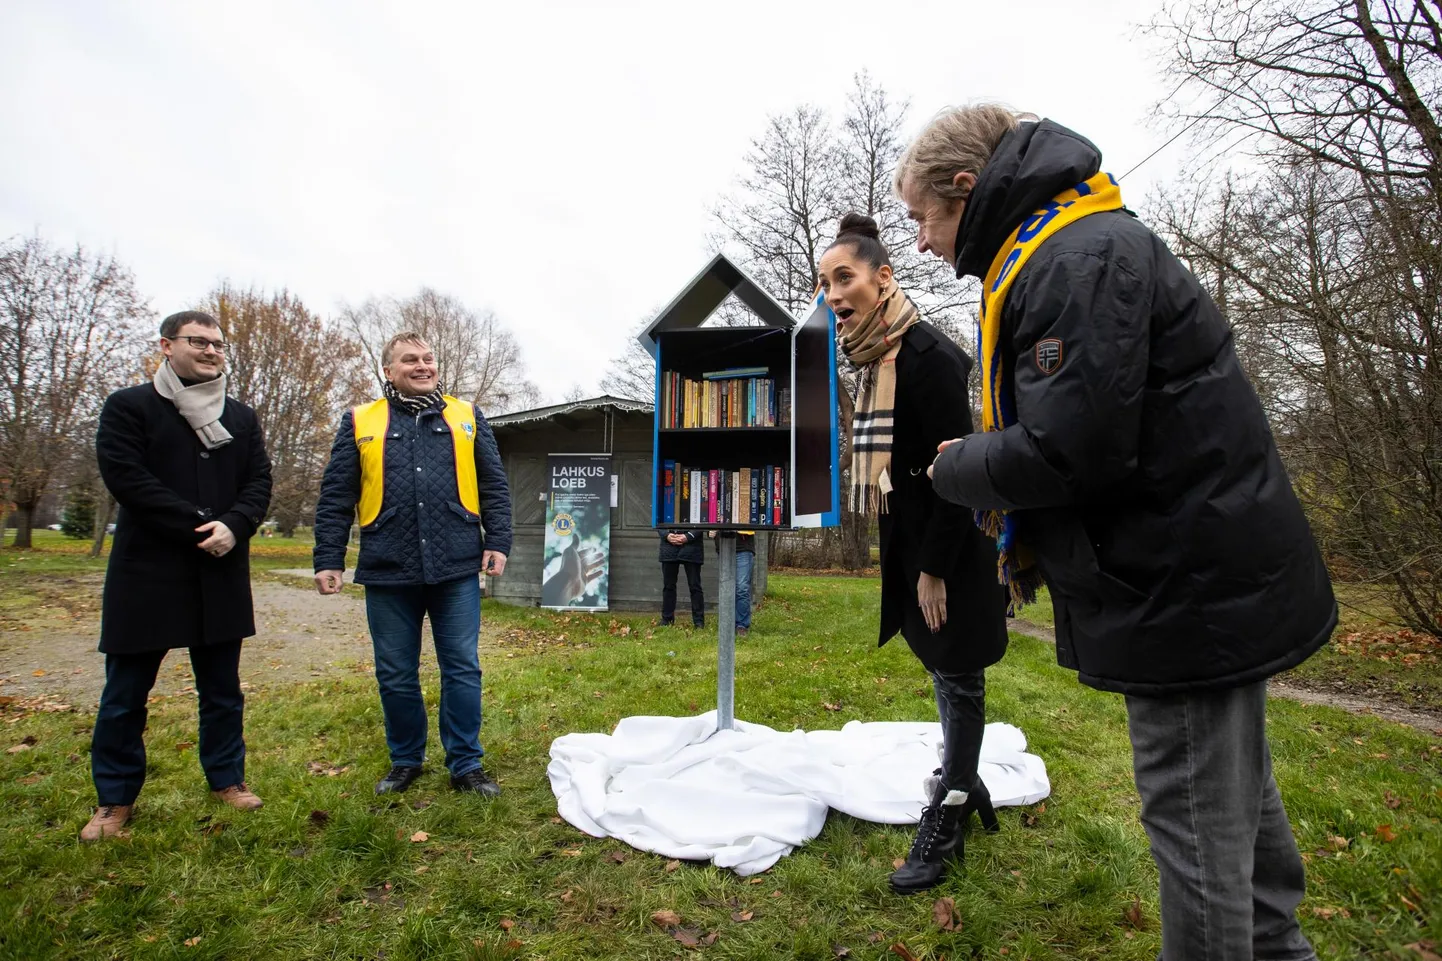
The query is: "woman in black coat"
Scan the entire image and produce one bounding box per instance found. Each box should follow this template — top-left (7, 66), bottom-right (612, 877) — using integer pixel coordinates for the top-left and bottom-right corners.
top-left (820, 213), bottom-right (1009, 894)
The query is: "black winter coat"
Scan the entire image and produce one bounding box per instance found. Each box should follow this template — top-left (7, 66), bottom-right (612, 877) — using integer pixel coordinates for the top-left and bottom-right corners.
top-left (930, 119), bottom-right (1336, 695)
top-left (96, 384), bottom-right (272, 654)
top-left (657, 529), bottom-right (704, 564)
top-left (876, 322), bottom-right (1010, 674)
top-left (312, 399), bottom-right (513, 586)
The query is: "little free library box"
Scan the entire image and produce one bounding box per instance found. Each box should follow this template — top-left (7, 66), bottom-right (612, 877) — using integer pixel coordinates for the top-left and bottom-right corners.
top-left (639, 253), bottom-right (843, 533)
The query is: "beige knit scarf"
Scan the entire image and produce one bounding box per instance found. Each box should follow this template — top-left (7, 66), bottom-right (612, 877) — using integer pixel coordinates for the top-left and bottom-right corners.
top-left (840, 284), bottom-right (919, 514)
top-left (153, 361), bottom-right (233, 450)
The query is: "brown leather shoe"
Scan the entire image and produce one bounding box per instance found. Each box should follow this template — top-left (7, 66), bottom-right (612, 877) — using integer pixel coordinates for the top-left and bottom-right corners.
top-left (211, 782), bottom-right (263, 811)
top-left (80, 804), bottom-right (133, 841)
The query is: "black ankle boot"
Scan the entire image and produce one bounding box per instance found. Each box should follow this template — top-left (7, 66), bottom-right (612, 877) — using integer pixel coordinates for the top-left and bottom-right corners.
top-left (960, 779), bottom-right (1000, 834)
top-left (889, 776), bottom-right (966, 894)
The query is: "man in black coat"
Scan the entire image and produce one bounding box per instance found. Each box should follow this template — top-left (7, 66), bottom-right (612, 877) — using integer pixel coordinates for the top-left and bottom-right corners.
top-left (657, 529), bottom-right (704, 628)
top-left (901, 108), bottom-right (1335, 959)
top-left (83, 311), bottom-right (272, 841)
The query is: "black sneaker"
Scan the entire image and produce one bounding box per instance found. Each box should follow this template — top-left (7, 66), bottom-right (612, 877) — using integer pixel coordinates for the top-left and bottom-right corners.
top-left (450, 766), bottom-right (501, 797)
top-left (375, 765), bottom-right (424, 795)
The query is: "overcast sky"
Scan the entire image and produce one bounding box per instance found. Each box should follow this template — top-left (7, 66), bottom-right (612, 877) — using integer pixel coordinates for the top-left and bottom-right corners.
top-left (1, 1), bottom-right (1183, 404)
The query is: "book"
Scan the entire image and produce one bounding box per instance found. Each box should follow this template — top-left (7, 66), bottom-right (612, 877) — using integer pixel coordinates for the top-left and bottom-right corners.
top-left (702, 366), bottom-right (768, 380)
top-left (662, 460), bottom-right (675, 524)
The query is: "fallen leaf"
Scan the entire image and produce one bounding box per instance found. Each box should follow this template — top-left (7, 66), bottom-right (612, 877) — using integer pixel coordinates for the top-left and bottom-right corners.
top-left (1385, 792), bottom-right (1404, 810)
top-left (665, 860), bottom-right (681, 873)
top-left (747, 877), bottom-right (764, 885)
top-left (1000, 950), bottom-right (1010, 956)
top-left (309, 810), bottom-right (330, 826)
top-left (550, 816), bottom-right (563, 824)
top-left (1403, 942), bottom-right (1442, 961)
top-left (1401, 894), bottom-right (1422, 914)
top-left (822, 701), bottom-right (841, 712)
top-left (1124, 897), bottom-right (1144, 929)
top-left (184, 936), bottom-right (202, 947)
top-left (932, 896), bottom-right (960, 931)
top-left (770, 890), bottom-right (783, 899)
top-left (1328, 835), bottom-right (1350, 851)
top-left (651, 909), bottom-right (682, 928)
top-left (833, 946), bottom-right (852, 959)
top-left (605, 851), bottom-right (626, 864)
top-left (890, 943), bottom-right (920, 961)
top-left (409, 831), bottom-right (429, 843)
top-left (868, 932), bottom-right (885, 943)
top-left (1375, 823), bottom-right (1398, 843)
top-left (561, 848), bottom-right (583, 857)
top-left (414, 866), bottom-right (429, 875)
top-left (500, 919), bottom-right (515, 931)
top-left (671, 928), bottom-right (700, 948)
top-left (1036, 802), bottom-right (1046, 814)
top-left (6, 742), bottom-right (32, 754)
top-left (704, 931), bottom-right (719, 946)
top-left (559, 889), bottom-right (573, 902)
top-left (142, 935), bottom-right (157, 943)
top-left (892, 858), bottom-right (905, 869)
top-left (175, 741), bottom-right (194, 751)
top-left (731, 910), bottom-right (754, 922)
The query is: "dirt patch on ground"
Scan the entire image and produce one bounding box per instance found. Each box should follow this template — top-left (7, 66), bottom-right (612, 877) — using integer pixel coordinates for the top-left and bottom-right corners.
top-left (0, 572), bottom-right (498, 706)
top-left (1005, 618), bottom-right (1442, 736)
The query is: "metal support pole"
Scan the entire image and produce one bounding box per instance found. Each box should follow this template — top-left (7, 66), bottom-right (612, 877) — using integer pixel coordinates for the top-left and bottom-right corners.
top-left (717, 534), bottom-right (736, 731)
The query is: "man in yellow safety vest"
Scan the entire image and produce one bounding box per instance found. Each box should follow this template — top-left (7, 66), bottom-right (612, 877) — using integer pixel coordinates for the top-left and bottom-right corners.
top-left (313, 331), bottom-right (513, 797)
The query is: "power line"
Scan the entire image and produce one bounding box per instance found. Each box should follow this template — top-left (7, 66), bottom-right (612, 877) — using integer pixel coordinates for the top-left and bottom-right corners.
top-left (1119, 112), bottom-right (1211, 181)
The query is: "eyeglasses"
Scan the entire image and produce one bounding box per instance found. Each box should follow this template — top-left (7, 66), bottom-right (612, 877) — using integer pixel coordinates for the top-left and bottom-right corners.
top-left (167, 336), bottom-right (227, 352)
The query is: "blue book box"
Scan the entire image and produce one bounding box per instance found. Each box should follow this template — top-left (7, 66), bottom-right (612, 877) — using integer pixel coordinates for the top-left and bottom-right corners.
top-left (638, 253), bottom-right (842, 533)
top-left (638, 254), bottom-right (841, 731)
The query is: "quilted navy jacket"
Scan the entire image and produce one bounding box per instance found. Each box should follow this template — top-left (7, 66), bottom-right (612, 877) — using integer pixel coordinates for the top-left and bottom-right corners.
top-left (313, 398), bottom-right (513, 586)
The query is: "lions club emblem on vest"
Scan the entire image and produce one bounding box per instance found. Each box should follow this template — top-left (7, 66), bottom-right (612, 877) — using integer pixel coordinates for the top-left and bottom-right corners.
top-left (1035, 338), bottom-right (1063, 375)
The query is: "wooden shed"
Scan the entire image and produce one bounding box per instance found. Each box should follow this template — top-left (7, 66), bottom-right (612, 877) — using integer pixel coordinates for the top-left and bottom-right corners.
top-left (486, 395), bottom-right (768, 612)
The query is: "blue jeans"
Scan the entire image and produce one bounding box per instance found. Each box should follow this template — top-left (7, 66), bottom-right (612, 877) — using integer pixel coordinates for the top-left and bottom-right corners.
top-left (91, 641), bottom-right (245, 805)
top-left (364, 575), bottom-right (484, 777)
top-left (735, 550), bottom-right (754, 629)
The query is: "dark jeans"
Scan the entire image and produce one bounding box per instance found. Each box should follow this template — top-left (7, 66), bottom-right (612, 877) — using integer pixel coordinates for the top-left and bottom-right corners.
top-left (91, 640), bottom-right (245, 805)
top-left (932, 668), bottom-right (986, 792)
top-left (661, 561), bottom-right (704, 627)
top-left (734, 550), bottom-right (754, 630)
top-left (364, 575), bottom-right (485, 777)
top-left (1126, 681), bottom-right (1316, 961)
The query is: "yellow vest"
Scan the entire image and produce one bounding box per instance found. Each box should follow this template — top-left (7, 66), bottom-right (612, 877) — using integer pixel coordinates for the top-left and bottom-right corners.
top-left (352, 396), bottom-right (481, 526)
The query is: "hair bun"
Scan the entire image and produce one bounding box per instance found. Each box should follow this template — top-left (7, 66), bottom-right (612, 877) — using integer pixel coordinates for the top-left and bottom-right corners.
top-left (837, 212), bottom-right (881, 241)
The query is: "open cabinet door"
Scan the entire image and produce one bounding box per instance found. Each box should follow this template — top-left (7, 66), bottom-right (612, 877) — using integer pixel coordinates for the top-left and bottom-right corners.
top-left (790, 291), bottom-right (841, 528)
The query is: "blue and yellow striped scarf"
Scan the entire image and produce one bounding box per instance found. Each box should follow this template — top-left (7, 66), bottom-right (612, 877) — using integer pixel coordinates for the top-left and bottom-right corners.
top-left (975, 171), bottom-right (1124, 612)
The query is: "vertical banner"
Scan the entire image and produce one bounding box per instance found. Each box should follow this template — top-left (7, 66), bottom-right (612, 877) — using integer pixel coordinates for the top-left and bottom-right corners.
top-left (540, 454), bottom-right (611, 610)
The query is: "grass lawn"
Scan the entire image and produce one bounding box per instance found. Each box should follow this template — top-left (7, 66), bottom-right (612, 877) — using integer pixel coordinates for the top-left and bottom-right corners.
top-left (1, 541), bottom-right (1439, 959)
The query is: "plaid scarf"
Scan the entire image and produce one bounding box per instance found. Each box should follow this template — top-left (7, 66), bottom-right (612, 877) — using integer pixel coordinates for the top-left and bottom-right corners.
top-left (840, 284), bottom-right (920, 514)
top-left (383, 379), bottom-right (447, 415)
top-left (977, 171), bottom-right (1124, 611)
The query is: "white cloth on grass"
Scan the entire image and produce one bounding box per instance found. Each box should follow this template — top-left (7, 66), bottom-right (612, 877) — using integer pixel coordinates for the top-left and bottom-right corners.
top-left (547, 713), bottom-right (1050, 876)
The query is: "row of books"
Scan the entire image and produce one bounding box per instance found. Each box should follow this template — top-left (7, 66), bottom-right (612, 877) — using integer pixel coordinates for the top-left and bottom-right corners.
top-left (660, 461), bottom-right (788, 526)
top-left (658, 368), bottom-right (790, 429)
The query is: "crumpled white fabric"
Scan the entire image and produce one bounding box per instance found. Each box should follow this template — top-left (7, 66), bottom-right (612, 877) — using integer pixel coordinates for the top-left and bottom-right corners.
top-left (547, 713), bottom-right (1050, 876)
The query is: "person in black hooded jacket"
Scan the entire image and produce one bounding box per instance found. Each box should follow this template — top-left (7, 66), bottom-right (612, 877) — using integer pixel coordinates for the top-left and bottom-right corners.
top-left (897, 105), bottom-right (1335, 961)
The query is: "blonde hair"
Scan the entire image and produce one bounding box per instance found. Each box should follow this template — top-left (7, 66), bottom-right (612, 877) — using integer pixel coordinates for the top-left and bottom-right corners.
top-left (382, 331), bottom-right (430, 366)
top-left (894, 103), bottom-right (1035, 203)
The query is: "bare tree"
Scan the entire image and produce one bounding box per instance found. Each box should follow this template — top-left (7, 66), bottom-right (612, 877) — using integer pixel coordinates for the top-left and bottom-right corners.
top-left (341, 288), bottom-right (541, 415)
top-left (207, 284), bottom-right (371, 537)
top-left (0, 235), bottom-right (149, 547)
top-left (1147, 0), bottom-right (1442, 636)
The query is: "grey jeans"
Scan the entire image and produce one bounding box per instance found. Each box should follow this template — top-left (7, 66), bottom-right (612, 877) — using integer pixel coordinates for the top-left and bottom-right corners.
top-left (1125, 681), bottom-right (1316, 961)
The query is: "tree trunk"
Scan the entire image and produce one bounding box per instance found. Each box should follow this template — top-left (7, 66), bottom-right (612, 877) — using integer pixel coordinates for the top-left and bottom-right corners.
top-left (10, 500), bottom-right (35, 548)
top-left (90, 494), bottom-right (115, 558)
